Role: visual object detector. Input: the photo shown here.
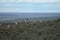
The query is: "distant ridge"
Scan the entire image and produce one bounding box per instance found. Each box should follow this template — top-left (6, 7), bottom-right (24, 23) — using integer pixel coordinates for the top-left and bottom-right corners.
top-left (0, 13), bottom-right (60, 18)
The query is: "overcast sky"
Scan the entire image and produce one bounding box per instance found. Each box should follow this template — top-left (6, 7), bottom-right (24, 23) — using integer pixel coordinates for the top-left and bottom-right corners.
top-left (0, 0), bottom-right (60, 13)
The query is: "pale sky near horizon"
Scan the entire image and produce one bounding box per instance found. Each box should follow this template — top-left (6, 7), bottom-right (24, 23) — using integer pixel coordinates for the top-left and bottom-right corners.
top-left (0, 0), bottom-right (60, 13)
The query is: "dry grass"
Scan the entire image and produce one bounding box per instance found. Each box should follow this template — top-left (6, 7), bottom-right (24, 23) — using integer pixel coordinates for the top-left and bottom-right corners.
top-left (0, 19), bottom-right (60, 40)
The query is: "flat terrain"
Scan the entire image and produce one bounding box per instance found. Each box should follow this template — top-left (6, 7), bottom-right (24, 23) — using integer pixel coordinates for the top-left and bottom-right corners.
top-left (0, 19), bottom-right (60, 40)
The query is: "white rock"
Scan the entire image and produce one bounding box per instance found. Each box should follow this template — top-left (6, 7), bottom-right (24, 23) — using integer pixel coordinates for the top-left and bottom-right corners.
top-left (15, 22), bottom-right (18, 25)
top-left (24, 20), bottom-right (27, 23)
top-left (40, 21), bottom-right (43, 22)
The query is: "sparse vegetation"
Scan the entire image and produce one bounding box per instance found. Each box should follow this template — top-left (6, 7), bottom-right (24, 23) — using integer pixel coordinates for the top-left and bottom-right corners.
top-left (0, 19), bottom-right (60, 40)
